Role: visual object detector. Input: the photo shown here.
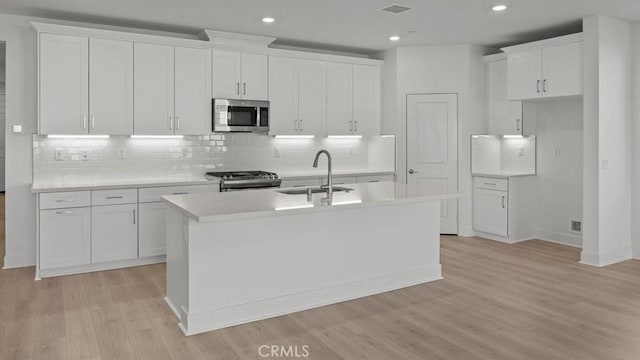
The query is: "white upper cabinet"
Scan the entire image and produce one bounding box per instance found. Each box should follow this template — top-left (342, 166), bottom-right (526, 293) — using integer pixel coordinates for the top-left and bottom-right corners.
top-left (352, 64), bottom-right (380, 136)
top-left (486, 58), bottom-right (525, 135)
top-left (174, 46), bottom-right (212, 135)
top-left (212, 50), bottom-right (242, 99)
top-left (213, 50), bottom-right (268, 100)
top-left (542, 42), bottom-right (583, 98)
top-left (326, 62), bottom-right (353, 135)
top-left (39, 33), bottom-right (89, 135)
top-left (89, 38), bottom-right (134, 135)
top-left (134, 43), bottom-right (175, 135)
top-left (268, 56), bottom-right (324, 136)
top-left (505, 34), bottom-right (583, 100)
top-left (242, 53), bottom-right (269, 101)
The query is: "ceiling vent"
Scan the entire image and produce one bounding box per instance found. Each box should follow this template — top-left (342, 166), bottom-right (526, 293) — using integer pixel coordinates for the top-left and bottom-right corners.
top-left (379, 4), bottom-right (412, 14)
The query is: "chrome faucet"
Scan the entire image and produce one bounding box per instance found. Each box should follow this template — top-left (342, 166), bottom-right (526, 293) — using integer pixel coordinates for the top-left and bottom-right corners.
top-left (313, 149), bottom-right (333, 196)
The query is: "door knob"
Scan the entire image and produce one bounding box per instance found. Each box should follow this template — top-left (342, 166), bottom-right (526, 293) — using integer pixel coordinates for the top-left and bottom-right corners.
top-left (408, 169), bottom-right (417, 174)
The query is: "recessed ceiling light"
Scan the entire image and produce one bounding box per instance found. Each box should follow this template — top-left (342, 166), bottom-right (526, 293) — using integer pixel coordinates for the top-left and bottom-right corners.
top-left (389, 35), bottom-right (400, 41)
top-left (262, 17), bottom-right (275, 23)
top-left (492, 5), bottom-right (507, 11)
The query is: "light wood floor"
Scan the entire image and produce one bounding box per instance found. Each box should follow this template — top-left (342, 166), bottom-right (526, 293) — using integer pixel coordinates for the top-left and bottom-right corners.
top-left (0, 193), bottom-right (4, 269)
top-left (1, 237), bottom-right (640, 360)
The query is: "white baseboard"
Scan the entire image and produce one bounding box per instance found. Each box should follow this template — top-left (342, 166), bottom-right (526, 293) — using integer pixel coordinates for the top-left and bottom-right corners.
top-left (3, 254), bottom-right (36, 269)
top-left (37, 255), bottom-right (166, 279)
top-left (580, 247), bottom-right (632, 267)
top-left (472, 231), bottom-right (533, 244)
top-left (177, 265), bottom-right (442, 336)
top-left (537, 229), bottom-right (582, 248)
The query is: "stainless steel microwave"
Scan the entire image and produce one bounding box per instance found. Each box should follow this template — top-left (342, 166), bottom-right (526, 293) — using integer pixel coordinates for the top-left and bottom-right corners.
top-left (212, 99), bottom-right (270, 133)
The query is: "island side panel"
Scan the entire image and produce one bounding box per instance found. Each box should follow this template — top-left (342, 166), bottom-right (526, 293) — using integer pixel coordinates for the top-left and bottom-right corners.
top-left (165, 206), bottom-right (189, 326)
top-left (181, 200), bottom-right (441, 335)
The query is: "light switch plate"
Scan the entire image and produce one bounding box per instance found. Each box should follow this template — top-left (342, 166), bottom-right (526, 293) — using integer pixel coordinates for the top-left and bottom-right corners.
top-left (12, 124), bottom-right (23, 134)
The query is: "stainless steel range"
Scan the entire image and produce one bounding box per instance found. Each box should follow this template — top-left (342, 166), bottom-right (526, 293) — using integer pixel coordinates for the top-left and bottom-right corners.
top-left (206, 171), bottom-right (282, 192)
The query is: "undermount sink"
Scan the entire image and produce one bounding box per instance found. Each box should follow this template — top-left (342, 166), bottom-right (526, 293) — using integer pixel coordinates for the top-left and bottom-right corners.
top-left (277, 186), bottom-right (353, 195)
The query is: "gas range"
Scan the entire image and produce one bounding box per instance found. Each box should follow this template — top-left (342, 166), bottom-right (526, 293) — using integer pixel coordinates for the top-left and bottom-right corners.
top-left (205, 171), bottom-right (282, 192)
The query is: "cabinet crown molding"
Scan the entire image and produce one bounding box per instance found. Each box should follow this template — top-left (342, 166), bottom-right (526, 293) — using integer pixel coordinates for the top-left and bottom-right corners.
top-left (501, 33), bottom-right (583, 54)
top-left (197, 29), bottom-right (276, 49)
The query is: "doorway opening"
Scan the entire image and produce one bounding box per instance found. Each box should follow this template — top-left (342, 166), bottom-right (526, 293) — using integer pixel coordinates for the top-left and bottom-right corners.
top-left (1, 41), bottom-right (5, 268)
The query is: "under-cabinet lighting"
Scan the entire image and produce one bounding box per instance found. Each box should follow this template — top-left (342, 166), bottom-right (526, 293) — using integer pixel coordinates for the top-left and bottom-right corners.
top-left (262, 17), bottom-right (275, 23)
top-left (472, 135), bottom-right (491, 138)
top-left (274, 135), bottom-right (315, 139)
top-left (47, 135), bottom-right (110, 139)
top-left (380, 134), bottom-right (396, 138)
top-left (130, 135), bottom-right (184, 139)
top-left (332, 200), bottom-right (363, 206)
top-left (275, 204), bottom-right (314, 211)
top-left (389, 36), bottom-right (401, 41)
top-left (492, 4), bottom-right (507, 11)
top-left (502, 135), bottom-right (523, 139)
top-left (327, 135), bottom-right (363, 139)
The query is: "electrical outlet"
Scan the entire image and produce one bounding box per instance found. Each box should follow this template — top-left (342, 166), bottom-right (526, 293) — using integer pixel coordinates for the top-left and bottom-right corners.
top-left (349, 146), bottom-right (354, 155)
top-left (274, 147), bottom-right (281, 158)
top-left (518, 147), bottom-right (524, 157)
top-left (55, 149), bottom-right (64, 161)
top-left (554, 146), bottom-right (561, 158)
top-left (118, 148), bottom-right (127, 159)
top-left (602, 158), bottom-right (609, 169)
top-left (81, 151), bottom-right (89, 161)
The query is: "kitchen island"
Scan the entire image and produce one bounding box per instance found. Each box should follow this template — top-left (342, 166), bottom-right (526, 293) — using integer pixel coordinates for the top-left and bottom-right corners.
top-left (162, 182), bottom-right (461, 335)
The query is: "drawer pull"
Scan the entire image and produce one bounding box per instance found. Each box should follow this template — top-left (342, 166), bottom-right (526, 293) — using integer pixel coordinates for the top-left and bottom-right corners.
top-left (484, 182), bottom-right (496, 186)
top-left (55, 198), bottom-right (75, 203)
top-left (106, 196), bottom-right (125, 199)
top-left (56, 210), bottom-right (75, 215)
top-left (173, 192), bottom-right (188, 195)
top-left (502, 196), bottom-right (506, 208)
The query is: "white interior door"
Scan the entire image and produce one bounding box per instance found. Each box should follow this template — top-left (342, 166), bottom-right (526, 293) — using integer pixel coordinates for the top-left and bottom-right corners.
top-left (407, 94), bottom-right (458, 234)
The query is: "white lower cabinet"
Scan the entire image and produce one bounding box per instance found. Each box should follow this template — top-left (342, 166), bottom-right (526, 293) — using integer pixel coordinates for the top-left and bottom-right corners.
top-left (139, 202), bottom-right (168, 257)
top-left (91, 204), bottom-right (138, 264)
top-left (39, 207), bottom-right (91, 270)
top-left (473, 188), bottom-right (508, 237)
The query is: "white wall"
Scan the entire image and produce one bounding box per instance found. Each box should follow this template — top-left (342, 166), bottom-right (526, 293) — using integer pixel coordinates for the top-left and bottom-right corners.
top-left (533, 98), bottom-right (583, 247)
top-left (581, 15), bottom-right (632, 266)
top-left (631, 23), bottom-right (640, 258)
top-left (380, 44), bottom-right (486, 236)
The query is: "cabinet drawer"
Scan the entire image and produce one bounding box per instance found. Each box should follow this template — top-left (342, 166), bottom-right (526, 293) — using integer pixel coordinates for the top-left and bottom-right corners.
top-left (323, 176), bottom-right (357, 185)
top-left (280, 178), bottom-right (322, 188)
top-left (139, 184), bottom-right (219, 203)
top-left (473, 177), bottom-right (508, 191)
top-left (357, 174), bottom-right (395, 183)
top-left (92, 188), bottom-right (138, 206)
top-left (39, 191), bottom-right (91, 210)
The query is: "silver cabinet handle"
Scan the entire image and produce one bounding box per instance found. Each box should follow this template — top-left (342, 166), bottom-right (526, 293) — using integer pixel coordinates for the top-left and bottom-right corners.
top-left (408, 169), bottom-right (417, 174)
top-left (106, 196), bottom-right (124, 199)
top-left (83, 115), bottom-right (87, 129)
top-left (176, 116), bottom-right (181, 131)
top-left (173, 192), bottom-right (188, 195)
top-left (299, 119), bottom-right (303, 132)
top-left (243, 83), bottom-right (247, 96)
top-left (502, 196), bottom-right (506, 208)
top-left (543, 79), bottom-right (547, 93)
top-left (237, 82), bottom-right (240, 95)
top-left (354, 120), bottom-right (358, 133)
top-left (516, 119), bottom-right (521, 132)
top-left (56, 210), bottom-right (75, 215)
top-left (56, 198), bottom-right (75, 203)
top-left (349, 120), bottom-right (353, 132)
top-left (169, 116), bottom-right (173, 130)
top-left (91, 115), bottom-right (95, 129)
top-left (484, 182), bottom-right (496, 186)
top-left (537, 80), bottom-right (541, 93)
top-left (294, 119), bottom-right (298, 132)
top-left (133, 209), bottom-right (136, 224)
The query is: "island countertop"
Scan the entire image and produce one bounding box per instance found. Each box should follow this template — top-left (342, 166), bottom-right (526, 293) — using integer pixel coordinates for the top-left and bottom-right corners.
top-left (162, 181), bottom-right (465, 223)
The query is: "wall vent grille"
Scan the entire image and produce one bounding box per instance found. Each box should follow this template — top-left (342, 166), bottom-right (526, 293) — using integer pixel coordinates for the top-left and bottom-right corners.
top-left (379, 4), bottom-right (412, 14)
top-left (571, 220), bottom-right (582, 234)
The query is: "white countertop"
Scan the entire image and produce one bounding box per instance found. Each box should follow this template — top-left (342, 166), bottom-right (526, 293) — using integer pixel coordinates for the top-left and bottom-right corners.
top-left (162, 181), bottom-right (465, 223)
top-left (31, 174), bottom-right (218, 193)
top-left (472, 171), bottom-right (537, 179)
top-left (276, 169), bottom-right (395, 179)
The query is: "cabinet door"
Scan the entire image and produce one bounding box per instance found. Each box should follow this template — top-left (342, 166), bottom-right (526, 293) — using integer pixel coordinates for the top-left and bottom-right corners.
top-left (298, 59), bottom-right (325, 136)
top-left (39, 33), bottom-right (89, 135)
top-left (353, 64), bottom-right (380, 136)
top-left (40, 207), bottom-right (91, 270)
top-left (91, 204), bottom-right (138, 263)
top-left (487, 59), bottom-right (509, 134)
top-left (175, 47), bottom-right (212, 135)
top-left (139, 202), bottom-right (167, 257)
top-left (241, 53), bottom-right (269, 100)
top-left (473, 188), bottom-right (508, 236)
top-left (326, 62), bottom-right (353, 135)
top-left (212, 50), bottom-right (242, 99)
top-left (542, 42), bottom-right (583, 98)
top-left (89, 38), bottom-right (134, 135)
top-left (507, 49), bottom-right (543, 100)
top-left (268, 56), bottom-right (299, 135)
top-left (134, 43), bottom-right (175, 135)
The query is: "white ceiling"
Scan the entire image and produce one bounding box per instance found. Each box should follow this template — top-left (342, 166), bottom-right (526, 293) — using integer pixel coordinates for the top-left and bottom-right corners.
top-left (0, 0), bottom-right (638, 55)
